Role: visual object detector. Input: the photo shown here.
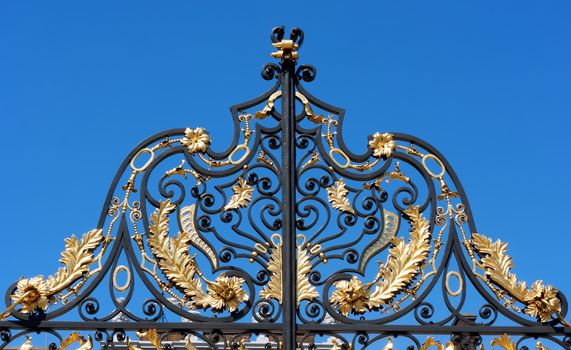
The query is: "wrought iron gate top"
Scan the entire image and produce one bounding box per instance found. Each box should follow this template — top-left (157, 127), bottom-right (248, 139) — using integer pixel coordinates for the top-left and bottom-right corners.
top-left (1, 27), bottom-right (570, 350)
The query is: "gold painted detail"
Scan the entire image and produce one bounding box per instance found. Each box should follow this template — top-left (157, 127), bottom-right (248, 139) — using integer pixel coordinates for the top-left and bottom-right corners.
top-left (112, 265), bottom-right (132, 292)
top-left (364, 162), bottom-right (410, 191)
top-left (127, 328), bottom-right (196, 350)
top-left (148, 200), bottom-right (248, 312)
top-left (295, 92), bottom-right (325, 124)
top-left (330, 206), bottom-right (431, 316)
top-left (359, 209), bottom-right (399, 271)
top-left (300, 152), bottom-right (320, 171)
top-left (490, 335), bottom-right (548, 350)
top-left (445, 271), bottom-right (463, 297)
top-left (165, 160), bottom-right (209, 185)
top-left (330, 275), bottom-right (370, 315)
top-left (326, 179), bottom-right (355, 215)
top-left (182, 115), bottom-right (254, 169)
top-left (271, 39), bottom-right (299, 60)
top-left (419, 337), bottom-right (445, 350)
top-left (0, 229), bottom-right (103, 318)
top-left (60, 332), bottom-right (93, 350)
top-left (369, 132), bottom-right (396, 158)
top-left (390, 140), bottom-right (570, 326)
top-left (255, 91), bottom-right (282, 120)
top-left (180, 204), bottom-right (218, 269)
top-left (127, 329), bottom-right (162, 350)
top-left (491, 334), bottom-right (516, 350)
top-left (259, 234), bottom-right (319, 305)
top-left (296, 242), bottom-right (319, 305)
top-left (317, 115), bottom-right (386, 172)
top-left (138, 329), bottom-right (161, 350)
top-left (472, 233), bottom-right (562, 322)
top-left (260, 235), bottom-right (283, 303)
top-left (182, 127), bottom-right (211, 154)
top-left (224, 177), bottom-right (254, 211)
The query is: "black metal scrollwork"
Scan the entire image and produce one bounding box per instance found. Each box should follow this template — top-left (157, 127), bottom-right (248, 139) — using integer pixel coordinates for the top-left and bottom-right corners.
top-left (0, 26), bottom-right (569, 350)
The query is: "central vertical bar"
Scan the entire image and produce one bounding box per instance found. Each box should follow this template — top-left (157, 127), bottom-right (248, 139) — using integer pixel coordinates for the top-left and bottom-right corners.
top-left (281, 59), bottom-right (297, 350)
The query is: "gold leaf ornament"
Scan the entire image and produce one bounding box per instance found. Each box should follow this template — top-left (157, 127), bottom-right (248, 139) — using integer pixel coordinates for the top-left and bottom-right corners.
top-left (259, 234), bottom-right (319, 305)
top-left (491, 334), bottom-right (516, 350)
top-left (137, 329), bottom-right (162, 350)
top-left (10, 276), bottom-right (50, 314)
top-left (369, 132), bottom-right (396, 158)
top-left (182, 127), bottom-right (211, 154)
top-left (471, 233), bottom-right (562, 322)
top-left (224, 177), bottom-right (254, 211)
top-left (260, 235), bottom-right (283, 303)
top-left (368, 206), bottom-right (432, 308)
top-left (3, 228), bottom-right (103, 317)
top-left (45, 229), bottom-right (104, 295)
top-left (296, 244), bottom-right (319, 305)
top-left (419, 337), bottom-right (444, 350)
top-left (148, 200), bottom-right (207, 304)
top-left (204, 275), bottom-right (249, 312)
top-left (330, 206), bottom-right (432, 316)
top-left (148, 200), bottom-right (249, 312)
top-left (59, 332), bottom-right (93, 350)
top-left (330, 276), bottom-right (370, 316)
top-left (326, 179), bottom-right (355, 215)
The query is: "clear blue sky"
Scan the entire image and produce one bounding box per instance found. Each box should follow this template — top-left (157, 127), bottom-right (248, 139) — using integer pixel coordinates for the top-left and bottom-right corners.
top-left (0, 1), bottom-right (569, 316)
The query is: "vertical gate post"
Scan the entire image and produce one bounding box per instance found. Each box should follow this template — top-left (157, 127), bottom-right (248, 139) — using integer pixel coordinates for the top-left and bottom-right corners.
top-left (278, 30), bottom-right (300, 350)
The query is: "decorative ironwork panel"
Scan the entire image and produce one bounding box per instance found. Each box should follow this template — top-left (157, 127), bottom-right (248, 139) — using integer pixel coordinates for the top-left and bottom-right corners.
top-left (0, 27), bottom-right (570, 350)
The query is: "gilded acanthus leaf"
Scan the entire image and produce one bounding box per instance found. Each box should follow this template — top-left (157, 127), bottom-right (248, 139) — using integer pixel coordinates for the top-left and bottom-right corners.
top-left (297, 246), bottom-right (319, 305)
top-left (330, 276), bottom-right (370, 316)
top-left (260, 240), bottom-right (283, 303)
top-left (204, 275), bottom-right (249, 312)
top-left (60, 334), bottom-right (92, 350)
top-left (224, 177), bottom-right (253, 211)
top-left (491, 334), bottom-right (516, 350)
top-left (148, 200), bottom-right (209, 306)
top-left (127, 339), bottom-right (142, 350)
top-left (368, 206), bottom-right (431, 308)
top-left (60, 332), bottom-right (83, 350)
top-left (137, 329), bottom-right (161, 350)
top-left (326, 179), bottom-right (355, 215)
top-left (471, 233), bottom-right (527, 300)
top-left (472, 233), bottom-right (562, 322)
top-left (46, 228), bottom-right (104, 295)
top-left (148, 200), bottom-right (248, 312)
top-left (329, 206), bottom-right (432, 315)
top-left (420, 337), bottom-right (443, 350)
top-left (259, 238), bottom-right (319, 305)
top-left (2, 228), bottom-right (104, 317)
top-left (180, 204), bottom-right (218, 269)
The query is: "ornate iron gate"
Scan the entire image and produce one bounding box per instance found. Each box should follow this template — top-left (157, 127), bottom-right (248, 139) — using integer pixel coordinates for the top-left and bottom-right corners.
top-left (0, 27), bottom-right (570, 350)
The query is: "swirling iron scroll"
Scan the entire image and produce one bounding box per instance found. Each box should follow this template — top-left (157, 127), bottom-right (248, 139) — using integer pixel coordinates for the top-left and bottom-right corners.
top-left (0, 26), bottom-right (570, 350)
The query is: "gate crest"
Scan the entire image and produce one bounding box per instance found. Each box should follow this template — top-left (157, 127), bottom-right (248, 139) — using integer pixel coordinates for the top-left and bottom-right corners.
top-left (1, 27), bottom-right (569, 350)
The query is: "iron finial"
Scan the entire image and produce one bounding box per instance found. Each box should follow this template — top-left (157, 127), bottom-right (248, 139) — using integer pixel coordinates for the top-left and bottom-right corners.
top-left (270, 26), bottom-right (304, 61)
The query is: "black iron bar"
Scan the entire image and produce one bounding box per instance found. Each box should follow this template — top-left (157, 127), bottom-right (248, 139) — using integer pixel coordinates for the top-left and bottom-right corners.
top-left (280, 57), bottom-right (298, 350)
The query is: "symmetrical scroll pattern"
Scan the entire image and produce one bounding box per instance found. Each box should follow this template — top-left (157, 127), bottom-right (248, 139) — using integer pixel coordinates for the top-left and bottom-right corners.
top-left (291, 77), bottom-right (568, 328)
top-left (0, 26), bottom-right (569, 350)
